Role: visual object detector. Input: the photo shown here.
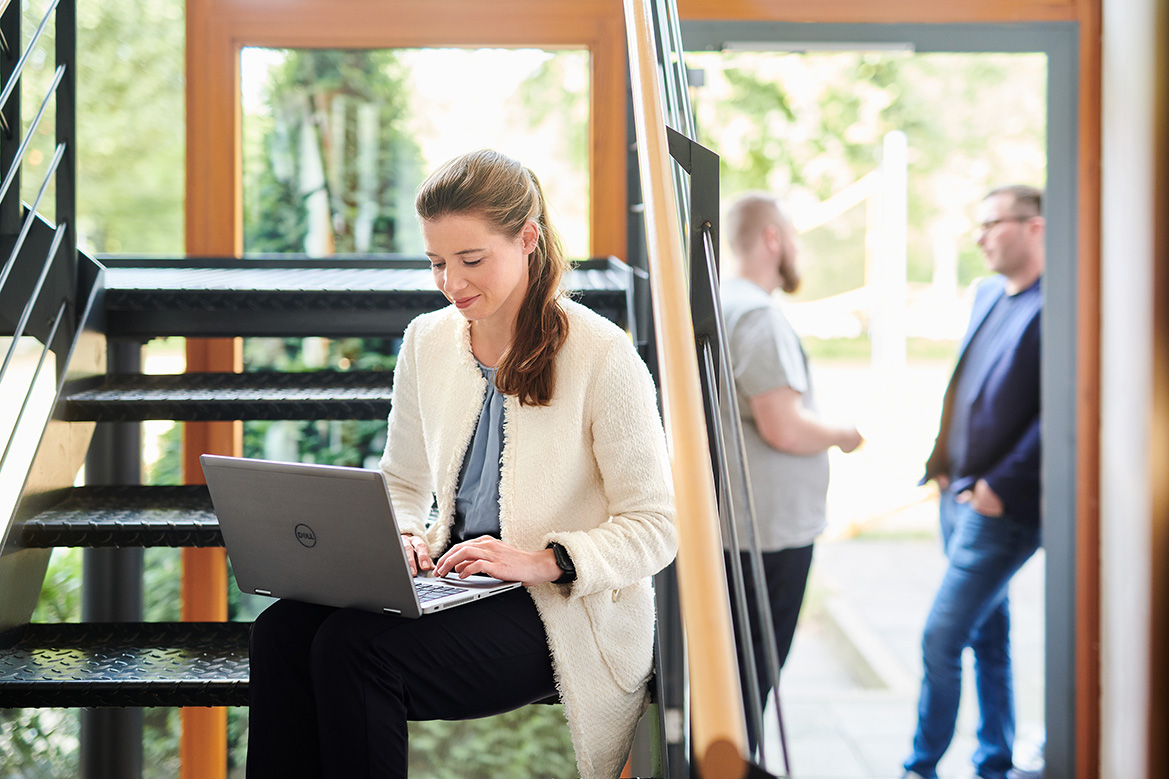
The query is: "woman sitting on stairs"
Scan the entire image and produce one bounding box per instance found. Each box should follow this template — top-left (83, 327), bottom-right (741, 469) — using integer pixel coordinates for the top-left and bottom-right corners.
top-left (245, 148), bottom-right (678, 779)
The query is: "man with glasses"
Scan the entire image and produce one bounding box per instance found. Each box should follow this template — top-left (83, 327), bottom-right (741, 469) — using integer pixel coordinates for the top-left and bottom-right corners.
top-left (902, 185), bottom-right (1044, 779)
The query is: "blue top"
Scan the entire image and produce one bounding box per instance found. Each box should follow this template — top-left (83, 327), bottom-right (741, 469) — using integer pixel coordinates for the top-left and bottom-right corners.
top-left (923, 276), bottom-right (1042, 521)
top-left (450, 361), bottom-right (505, 544)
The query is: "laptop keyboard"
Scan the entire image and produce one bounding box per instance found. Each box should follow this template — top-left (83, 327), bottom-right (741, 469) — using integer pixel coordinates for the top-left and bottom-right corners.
top-left (415, 581), bottom-right (458, 603)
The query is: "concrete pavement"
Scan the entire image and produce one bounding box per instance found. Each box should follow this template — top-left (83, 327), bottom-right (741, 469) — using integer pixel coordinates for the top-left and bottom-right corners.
top-left (756, 519), bottom-right (1046, 779)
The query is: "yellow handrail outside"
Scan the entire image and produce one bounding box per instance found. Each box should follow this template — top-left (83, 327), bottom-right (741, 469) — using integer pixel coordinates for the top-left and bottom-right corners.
top-left (622, 1), bottom-right (750, 777)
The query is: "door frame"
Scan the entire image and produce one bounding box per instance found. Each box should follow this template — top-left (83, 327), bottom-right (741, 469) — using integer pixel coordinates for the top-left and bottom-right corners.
top-left (679, 19), bottom-right (1084, 779)
top-left (182, 2), bottom-right (630, 776)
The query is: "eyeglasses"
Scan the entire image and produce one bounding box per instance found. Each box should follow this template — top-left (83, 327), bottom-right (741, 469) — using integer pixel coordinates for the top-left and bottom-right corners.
top-left (976, 215), bottom-right (1033, 234)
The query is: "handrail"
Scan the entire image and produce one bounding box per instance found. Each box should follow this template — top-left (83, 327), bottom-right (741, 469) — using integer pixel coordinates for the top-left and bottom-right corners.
top-left (623, 1), bottom-right (750, 777)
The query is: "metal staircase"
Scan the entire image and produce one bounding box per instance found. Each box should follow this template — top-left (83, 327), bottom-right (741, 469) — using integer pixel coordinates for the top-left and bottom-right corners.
top-left (0, 257), bottom-right (638, 708)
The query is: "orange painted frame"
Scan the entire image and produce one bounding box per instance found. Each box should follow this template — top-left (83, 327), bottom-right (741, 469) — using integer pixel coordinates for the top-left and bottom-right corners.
top-left (186, 0), bottom-right (629, 261)
top-left (183, 2), bottom-right (629, 777)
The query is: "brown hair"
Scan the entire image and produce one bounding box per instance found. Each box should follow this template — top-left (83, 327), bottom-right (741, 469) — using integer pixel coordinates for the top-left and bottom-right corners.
top-left (725, 192), bottom-right (801, 294)
top-left (415, 149), bottom-right (570, 407)
top-left (985, 184), bottom-right (1044, 217)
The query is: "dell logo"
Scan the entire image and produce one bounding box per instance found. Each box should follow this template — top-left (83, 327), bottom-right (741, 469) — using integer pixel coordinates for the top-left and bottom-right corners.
top-left (294, 523), bottom-right (317, 548)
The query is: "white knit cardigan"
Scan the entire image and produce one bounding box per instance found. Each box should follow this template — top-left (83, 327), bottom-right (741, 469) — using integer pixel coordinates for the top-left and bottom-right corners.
top-left (378, 298), bottom-right (678, 779)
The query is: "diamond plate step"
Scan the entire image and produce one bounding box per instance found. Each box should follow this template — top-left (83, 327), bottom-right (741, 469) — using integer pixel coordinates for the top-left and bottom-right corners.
top-left (102, 257), bottom-right (635, 338)
top-left (0, 622), bottom-right (249, 708)
top-left (20, 485), bottom-right (220, 548)
top-left (60, 369), bottom-right (393, 422)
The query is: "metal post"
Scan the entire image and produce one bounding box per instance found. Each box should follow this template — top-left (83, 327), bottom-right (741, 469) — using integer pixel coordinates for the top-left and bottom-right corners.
top-left (80, 340), bottom-right (144, 779)
top-left (0, 1), bottom-right (21, 236)
top-left (871, 130), bottom-right (908, 383)
top-left (55, 0), bottom-right (76, 272)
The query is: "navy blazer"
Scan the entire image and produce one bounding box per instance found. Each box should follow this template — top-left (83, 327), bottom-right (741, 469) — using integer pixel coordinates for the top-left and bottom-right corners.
top-left (923, 276), bottom-right (1042, 522)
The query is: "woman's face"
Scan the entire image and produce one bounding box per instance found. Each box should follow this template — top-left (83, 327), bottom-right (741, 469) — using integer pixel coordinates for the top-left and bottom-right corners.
top-left (422, 213), bottom-right (537, 331)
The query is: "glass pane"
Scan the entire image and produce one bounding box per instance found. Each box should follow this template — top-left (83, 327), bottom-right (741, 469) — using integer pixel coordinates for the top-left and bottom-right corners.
top-left (241, 47), bottom-right (590, 258)
top-left (685, 48), bottom-right (1049, 773)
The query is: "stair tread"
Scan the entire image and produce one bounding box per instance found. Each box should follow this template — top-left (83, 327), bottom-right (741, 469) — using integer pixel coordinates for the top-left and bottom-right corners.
top-left (61, 369), bottom-right (394, 421)
top-left (101, 259), bottom-right (635, 338)
top-left (104, 260), bottom-right (630, 294)
top-left (0, 621), bottom-right (249, 708)
top-left (20, 485), bottom-right (221, 548)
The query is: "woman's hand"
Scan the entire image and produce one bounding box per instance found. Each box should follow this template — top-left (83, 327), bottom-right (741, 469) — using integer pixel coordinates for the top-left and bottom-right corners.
top-left (434, 536), bottom-right (562, 586)
top-left (401, 534), bottom-right (434, 576)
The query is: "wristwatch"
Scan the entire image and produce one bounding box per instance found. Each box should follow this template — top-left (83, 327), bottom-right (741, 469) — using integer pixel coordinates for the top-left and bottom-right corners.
top-left (548, 542), bottom-right (576, 584)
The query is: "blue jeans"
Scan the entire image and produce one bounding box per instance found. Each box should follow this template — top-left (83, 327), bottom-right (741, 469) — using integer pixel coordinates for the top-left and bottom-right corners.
top-left (903, 490), bottom-right (1041, 779)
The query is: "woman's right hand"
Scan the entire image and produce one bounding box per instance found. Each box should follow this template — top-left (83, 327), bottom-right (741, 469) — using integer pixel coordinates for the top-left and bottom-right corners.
top-left (401, 534), bottom-right (434, 576)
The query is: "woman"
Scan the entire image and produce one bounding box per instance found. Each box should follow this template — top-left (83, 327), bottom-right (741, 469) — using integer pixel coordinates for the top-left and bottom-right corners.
top-left (246, 149), bottom-right (677, 779)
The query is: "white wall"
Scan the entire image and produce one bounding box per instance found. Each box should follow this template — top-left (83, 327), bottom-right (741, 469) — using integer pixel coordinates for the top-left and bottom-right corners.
top-left (1099, 0), bottom-right (1164, 775)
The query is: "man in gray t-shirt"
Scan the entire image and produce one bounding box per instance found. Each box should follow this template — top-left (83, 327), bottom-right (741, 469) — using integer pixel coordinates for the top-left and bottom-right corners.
top-left (721, 193), bottom-right (863, 752)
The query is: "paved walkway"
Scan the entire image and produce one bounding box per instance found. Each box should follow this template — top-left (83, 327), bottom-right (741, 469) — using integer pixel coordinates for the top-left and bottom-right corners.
top-left (758, 526), bottom-right (1046, 778)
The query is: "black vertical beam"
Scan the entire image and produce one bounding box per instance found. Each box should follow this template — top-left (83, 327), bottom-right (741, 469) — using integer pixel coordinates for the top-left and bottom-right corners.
top-left (55, 0), bottom-right (75, 272)
top-left (80, 340), bottom-right (144, 779)
top-left (0, 1), bottom-right (21, 236)
top-left (665, 128), bottom-right (719, 355)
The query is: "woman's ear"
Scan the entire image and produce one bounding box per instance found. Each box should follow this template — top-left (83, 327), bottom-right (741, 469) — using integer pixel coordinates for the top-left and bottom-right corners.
top-left (520, 220), bottom-right (540, 255)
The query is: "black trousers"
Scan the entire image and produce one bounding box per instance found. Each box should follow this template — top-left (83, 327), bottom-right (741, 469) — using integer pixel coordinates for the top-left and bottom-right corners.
top-left (245, 588), bottom-right (555, 778)
top-left (729, 544), bottom-right (815, 752)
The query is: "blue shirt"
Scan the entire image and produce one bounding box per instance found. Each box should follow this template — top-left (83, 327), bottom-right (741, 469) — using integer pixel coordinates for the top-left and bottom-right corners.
top-left (450, 362), bottom-right (505, 544)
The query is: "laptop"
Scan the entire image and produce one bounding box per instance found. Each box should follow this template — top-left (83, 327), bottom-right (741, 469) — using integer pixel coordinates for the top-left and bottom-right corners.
top-left (199, 454), bottom-right (522, 618)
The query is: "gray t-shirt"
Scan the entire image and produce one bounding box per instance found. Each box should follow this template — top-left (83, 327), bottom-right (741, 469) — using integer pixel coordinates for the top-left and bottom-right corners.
top-left (719, 276), bottom-right (829, 551)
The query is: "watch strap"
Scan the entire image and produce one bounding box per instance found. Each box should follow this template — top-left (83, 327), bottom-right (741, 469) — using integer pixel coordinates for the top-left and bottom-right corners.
top-left (548, 542), bottom-right (576, 584)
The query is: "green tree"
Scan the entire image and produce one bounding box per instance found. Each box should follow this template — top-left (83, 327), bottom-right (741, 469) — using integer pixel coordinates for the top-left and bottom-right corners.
top-left (243, 49), bottom-right (419, 255)
top-left (17, 0), bottom-right (185, 252)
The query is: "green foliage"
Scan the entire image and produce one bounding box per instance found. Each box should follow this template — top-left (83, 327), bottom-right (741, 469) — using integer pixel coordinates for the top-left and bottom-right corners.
top-left (3, 551), bottom-right (83, 776)
top-left (144, 420), bottom-right (183, 486)
top-left (243, 49), bottom-right (421, 255)
top-left (240, 337), bottom-right (396, 467)
top-left (0, 708), bottom-right (79, 777)
top-left (803, 334), bottom-right (958, 362)
top-left (690, 50), bottom-right (1046, 297)
top-left (407, 705), bottom-right (576, 779)
top-left (516, 53), bottom-right (591, 181)
top-left (31, 549), bottom-right (82, 623)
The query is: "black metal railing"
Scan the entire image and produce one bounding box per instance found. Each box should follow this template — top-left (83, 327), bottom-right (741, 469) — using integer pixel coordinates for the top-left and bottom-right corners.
top-left (0, 0), bottom-right (90, 636)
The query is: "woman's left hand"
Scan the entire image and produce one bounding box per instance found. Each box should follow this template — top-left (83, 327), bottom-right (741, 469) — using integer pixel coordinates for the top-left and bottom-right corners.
top-left (434, 536), bottom-right (562, 586)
